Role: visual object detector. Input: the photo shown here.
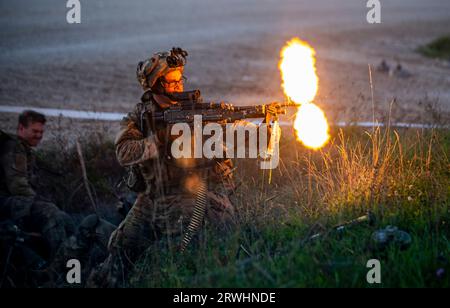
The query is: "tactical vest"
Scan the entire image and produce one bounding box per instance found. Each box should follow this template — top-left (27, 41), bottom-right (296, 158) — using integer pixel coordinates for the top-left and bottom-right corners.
top-left (128, 92), bottom-right (234, 197)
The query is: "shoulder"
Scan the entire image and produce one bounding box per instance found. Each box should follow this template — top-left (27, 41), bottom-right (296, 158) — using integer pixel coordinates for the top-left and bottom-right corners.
top-left (0, 131), bottom-right (22, 156)
top-left (121, 102), bottom-right (144, 125)
top-left (0, 130), bottom-right (15, 143)
top-left (0, 133), bottom-right (29, 173)
top-left (124, 91), bottom-right (156, 120)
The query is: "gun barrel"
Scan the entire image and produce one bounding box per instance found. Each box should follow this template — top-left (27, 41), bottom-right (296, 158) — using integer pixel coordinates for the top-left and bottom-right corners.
top-left (231, 101), bottom-right (298, 109)
top-left (278, 102), bottom-right (300, 108)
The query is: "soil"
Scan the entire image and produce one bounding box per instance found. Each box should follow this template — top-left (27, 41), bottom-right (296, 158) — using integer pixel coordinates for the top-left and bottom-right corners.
top-left (1, 0), bottom-right (449, 138)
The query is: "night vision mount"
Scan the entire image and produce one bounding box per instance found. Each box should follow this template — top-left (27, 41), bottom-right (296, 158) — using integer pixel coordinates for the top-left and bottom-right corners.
top-left (166, 47), bottom-right (188, 68)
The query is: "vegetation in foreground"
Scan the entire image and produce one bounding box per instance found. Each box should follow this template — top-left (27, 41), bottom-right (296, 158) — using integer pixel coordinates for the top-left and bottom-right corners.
top-left (38, 125), bottom-right (450, 287)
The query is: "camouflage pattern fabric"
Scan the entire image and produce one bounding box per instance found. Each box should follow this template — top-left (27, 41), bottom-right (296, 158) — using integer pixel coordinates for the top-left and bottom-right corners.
top-left (0, 196), bottom-right (75, 259)
top-left (88, 93), bottom-right (236, 287)
top-left (0, 133), bottom-right (74, 258)
top-left (87, 192), bottom-right (234, 288)
top-left (49, 215), bottom-right (117, 286)
top-left (0, 135), bottom-right (37, 198)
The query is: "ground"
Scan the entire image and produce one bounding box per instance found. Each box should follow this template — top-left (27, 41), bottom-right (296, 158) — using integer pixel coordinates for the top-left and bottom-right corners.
top-left (1, 0), bottom-right (450, 137)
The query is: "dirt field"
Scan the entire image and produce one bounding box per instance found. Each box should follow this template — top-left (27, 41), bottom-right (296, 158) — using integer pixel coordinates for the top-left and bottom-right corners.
top-left (1, 0), bottom-right (450, 136)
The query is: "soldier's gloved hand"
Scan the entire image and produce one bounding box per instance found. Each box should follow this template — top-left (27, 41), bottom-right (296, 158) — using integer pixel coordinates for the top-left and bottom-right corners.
top-left (266, 102), bottom-right (283, 118)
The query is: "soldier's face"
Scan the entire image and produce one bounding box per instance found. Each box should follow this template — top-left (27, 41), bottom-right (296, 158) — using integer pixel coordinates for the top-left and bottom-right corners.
top-left (18, 122), bottom-right (45, 147)
top-left (161, 70), bottom-right (184, 93)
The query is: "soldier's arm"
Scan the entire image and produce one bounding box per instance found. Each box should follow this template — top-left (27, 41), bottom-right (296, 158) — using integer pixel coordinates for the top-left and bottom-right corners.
top-left (0, 142), bottom-right (36, 197)
top-left (115, 108), bottom-right (159, 167)
top-left (230, 119), bottom-right (275, 148)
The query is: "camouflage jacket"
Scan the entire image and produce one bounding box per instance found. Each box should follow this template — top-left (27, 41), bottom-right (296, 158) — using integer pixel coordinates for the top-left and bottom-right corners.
top-left (115, 91), bottom-right (236, 198)
top-left (0, 132), bottom-right (37, 197)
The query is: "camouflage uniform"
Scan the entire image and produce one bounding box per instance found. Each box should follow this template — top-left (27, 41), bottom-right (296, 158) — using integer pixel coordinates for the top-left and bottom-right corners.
top-left (0, 133), bottom-right (74, 258)
top-left (48, 214), bottom-right (117, 286)
top-left (87, 91), bottom-right (236, 287)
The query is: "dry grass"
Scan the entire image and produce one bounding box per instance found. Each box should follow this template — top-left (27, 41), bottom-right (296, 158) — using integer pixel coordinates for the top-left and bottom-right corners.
top-left (129, 125), bottom-right (450, 287)
top-left (33, 116), bottom-right (450, 287)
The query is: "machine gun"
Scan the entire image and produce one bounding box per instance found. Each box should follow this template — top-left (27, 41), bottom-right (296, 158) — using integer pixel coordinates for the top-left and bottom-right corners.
top-left (151, 90), bottom-right (296, 125)
top-left (144, 90), bottom-right (298, 252)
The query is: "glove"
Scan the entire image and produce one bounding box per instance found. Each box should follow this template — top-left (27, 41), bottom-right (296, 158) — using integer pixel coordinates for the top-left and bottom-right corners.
top-left (266, 102), bottom-right (283, 117)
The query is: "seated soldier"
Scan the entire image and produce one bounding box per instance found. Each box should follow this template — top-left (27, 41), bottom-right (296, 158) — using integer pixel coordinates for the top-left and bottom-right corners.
top-left (0, 110), bottom-right (74, 260)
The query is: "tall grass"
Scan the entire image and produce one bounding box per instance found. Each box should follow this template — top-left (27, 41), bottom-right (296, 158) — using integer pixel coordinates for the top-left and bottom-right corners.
top-left (130, 126), bottom-right (449, 287)
top-left (35, 120), bottom-right (449, 287)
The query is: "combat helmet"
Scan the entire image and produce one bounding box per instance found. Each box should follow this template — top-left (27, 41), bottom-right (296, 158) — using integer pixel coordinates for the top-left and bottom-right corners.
top-left (136, 47), bottom-right (188, 90)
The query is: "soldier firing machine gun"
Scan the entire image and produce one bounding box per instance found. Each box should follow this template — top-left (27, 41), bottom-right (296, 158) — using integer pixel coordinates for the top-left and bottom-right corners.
top-left (150, 89), bottom-right (296, 125)
top-left (143, 90), bottom-right (297, 252)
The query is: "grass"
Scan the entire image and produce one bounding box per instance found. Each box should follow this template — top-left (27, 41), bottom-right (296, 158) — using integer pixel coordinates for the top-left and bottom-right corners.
top-left (127, 126), bottom-right (450, 288)
top-left (35, 129), bottom-right (125, 223)
top-left (418, 36), bottom-right (450, 60)
top-left (37, 123), bottom-right (450, 288)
